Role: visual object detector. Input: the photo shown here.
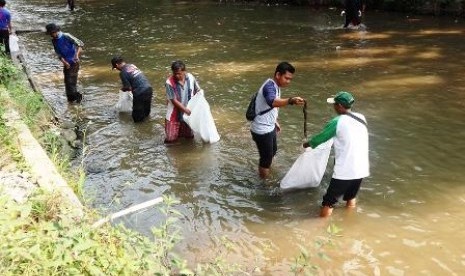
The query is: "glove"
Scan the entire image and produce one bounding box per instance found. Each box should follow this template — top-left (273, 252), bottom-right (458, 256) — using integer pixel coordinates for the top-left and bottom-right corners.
top-left (302, 142), bottom-right (310, 148)
top-left (358, 10), bottom-right (362, 17)
top-left (340, 10), bottom-right (346, 16)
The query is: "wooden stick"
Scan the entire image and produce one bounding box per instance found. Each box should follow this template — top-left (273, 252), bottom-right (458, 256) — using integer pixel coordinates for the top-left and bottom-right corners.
top-left (92, 197), bottom-right (164, 228)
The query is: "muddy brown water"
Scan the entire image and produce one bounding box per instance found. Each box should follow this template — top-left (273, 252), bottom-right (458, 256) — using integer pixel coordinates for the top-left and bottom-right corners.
top-left (10, 0), bottom-right (465, 273)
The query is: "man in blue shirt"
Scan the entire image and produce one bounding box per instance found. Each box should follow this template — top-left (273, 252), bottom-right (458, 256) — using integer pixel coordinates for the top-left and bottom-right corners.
top-left (46, 23), bottom-right (84, 103)
top-left (111, 56), bottom-right (153, 123)
top-left (0, 0), bottom-right (11, 56)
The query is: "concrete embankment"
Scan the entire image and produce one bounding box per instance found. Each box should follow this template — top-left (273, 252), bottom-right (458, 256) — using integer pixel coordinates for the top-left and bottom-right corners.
top-left (1, 48), bottom-right (83, 217)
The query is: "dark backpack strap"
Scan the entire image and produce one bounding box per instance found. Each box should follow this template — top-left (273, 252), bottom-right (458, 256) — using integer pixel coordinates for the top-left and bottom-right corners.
top-left (344, 112), bottom-right (367, 126)
top-left (258, 106), bottom-right (273, 116)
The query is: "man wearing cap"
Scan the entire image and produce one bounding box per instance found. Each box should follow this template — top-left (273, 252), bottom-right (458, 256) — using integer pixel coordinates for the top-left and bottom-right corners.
top-left (111, 56), bottom-right (153, 123)
top-left (45, 23), bottom-right (84, 103)
top-left (303, 91), bottom-right (369, 217)
top-left (250, 61), bottom-right (305, 179)
top-left (0, 0), bottom-right (12, 56)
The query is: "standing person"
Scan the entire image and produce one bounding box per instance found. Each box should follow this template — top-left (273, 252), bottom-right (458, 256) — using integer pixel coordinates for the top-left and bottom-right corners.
top-left (45, 23), bottom-right (84, 103)
top-left (250, 61), bottom-right (305, 179)
top-left (111, 56), bottom-right (153, 123)
top-left (67, 0), bottom-right (75, 11)
top-left (341, 0), bottom-right (365, 28)
top-left (0, 0), bottom-right (11, 56)
top-left (164, 60), bottom-right (201, 143)
top-left (303, 91), bottom-right (369, 217)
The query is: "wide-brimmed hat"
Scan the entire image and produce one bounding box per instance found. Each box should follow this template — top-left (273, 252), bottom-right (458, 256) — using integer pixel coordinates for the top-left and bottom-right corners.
top-left (327, 91), bottom-right (355, 108)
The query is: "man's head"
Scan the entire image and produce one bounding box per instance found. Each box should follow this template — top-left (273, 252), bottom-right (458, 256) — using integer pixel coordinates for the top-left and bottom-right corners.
top-left (0, 0), bottom-right (6, 8)
top-left (171, 60), bottom-right (186, 81)
top-left (327, 91), bottom-right (355, 114)
top-left (274, 62), bottom-right (295, 88)
top-left (45, 23), bottom-right (60, 38)
top-left (111, 56), bottom-right (124, 71)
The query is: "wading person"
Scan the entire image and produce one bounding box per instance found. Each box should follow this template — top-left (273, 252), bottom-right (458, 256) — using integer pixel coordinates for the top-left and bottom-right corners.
top-left (164, 60), bottom-right (201, 143)
top-left (0, 0), bottom-right (12, 56)
top-left (46, 23), bottom-right (84, 103)
top-left (341, 0), bottom-right (365, 28)
top-left (303, 91), bottom-right (369, 217)
top-left (67, 0), bottom-right (75, 11)
top-left (111, 56), bottom-right (153, 123)
top-left (250, 62), bottom-right (305, 179)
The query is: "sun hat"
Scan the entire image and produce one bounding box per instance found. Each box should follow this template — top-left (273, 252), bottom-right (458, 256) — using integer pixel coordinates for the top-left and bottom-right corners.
top-left (327, 91), bottom-right (355, 108)
top-left (45, 23), bottom-right (60, 34)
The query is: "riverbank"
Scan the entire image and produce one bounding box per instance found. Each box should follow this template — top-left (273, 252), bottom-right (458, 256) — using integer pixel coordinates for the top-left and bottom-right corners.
top-left (0, 53), bottom-right (249, 276)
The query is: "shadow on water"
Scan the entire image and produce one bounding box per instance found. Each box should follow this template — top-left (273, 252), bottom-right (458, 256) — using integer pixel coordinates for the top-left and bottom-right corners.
top-left (10, 0), bottom-right (465, 273)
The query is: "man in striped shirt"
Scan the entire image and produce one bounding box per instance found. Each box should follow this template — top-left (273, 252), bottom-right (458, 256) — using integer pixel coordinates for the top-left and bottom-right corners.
top-left (303, 91), bottom-right (369, 217)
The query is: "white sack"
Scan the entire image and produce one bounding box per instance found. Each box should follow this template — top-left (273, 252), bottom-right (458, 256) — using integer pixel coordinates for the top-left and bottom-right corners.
top-left (115, 90), bottom-right (133, 112)
top-left (9, 34), bottom-right (19, 53)
top-left (183, 90), bottom-right (220, 143)
top-left (280, 139), bottom-right (333, 191)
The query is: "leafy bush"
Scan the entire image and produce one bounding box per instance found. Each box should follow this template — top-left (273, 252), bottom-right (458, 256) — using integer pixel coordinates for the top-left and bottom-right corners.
top-left (0, 53), bottom-right (18, 85)
top-left (0, 192), bottom-right (192, 275)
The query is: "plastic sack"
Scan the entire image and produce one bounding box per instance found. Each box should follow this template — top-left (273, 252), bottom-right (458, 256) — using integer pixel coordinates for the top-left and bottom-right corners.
top-left (280, 139), bottom-right (333, 191)
top-left (183, 90), bottom-right (220, 143)
top-left (115, 90), bottom-right (133, 112)
top-left (9, 34), bottom-right (19, 53)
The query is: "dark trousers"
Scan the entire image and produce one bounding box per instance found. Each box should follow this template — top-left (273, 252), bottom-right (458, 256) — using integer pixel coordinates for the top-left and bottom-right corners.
top-left (322, 178), bottom-right (363, 207)
top-left (67, 0), bottom-right (75, 11)
top-left (0, 30), bottom-right (10, 55)
top-left (344, 13), bottom-right (361, 27)
top-left (251, 128), bottom-right (277, 169)
top-left (63, 62), bottom-right (82, 102)
top-left (132, 87), bottom-right (153, 122)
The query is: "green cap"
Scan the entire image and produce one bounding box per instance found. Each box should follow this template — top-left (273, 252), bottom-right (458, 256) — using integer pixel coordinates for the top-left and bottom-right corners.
top-left (327, 91), bottom-right (355, 108)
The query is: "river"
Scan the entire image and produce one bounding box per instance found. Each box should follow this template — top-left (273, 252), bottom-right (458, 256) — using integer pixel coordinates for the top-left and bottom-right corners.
top-left (10, 0), bottom-right (465, 274)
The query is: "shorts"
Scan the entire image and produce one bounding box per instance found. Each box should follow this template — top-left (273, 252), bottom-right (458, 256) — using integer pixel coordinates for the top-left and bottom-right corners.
top-left (322, 178), bottom-right (363, 208)
top-left (164, 119), bottom-right (194, 143)
top-left (251, 128), bottom-right (277, 169)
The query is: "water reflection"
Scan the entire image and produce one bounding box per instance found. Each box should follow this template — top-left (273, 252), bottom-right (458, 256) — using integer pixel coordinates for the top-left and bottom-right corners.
top-left (10, 0), bottom-right (465, 273)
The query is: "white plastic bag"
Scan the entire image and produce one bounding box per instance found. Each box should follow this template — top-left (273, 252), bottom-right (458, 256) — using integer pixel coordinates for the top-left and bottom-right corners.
top-left (115, 90), bottom-right (133, 112)
top-left (280, 139), bottom-right (333, 191)
top-left (9, 34), bottom-right (19, 53)
top-left (183, 90), bottom-right (220, 143)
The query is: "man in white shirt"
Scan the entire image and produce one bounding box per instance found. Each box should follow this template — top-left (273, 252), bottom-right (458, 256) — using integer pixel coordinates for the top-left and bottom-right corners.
top-left (250, 62), bottom-right (305, 179)
top-left (303, 91), bottom-right (369, 217)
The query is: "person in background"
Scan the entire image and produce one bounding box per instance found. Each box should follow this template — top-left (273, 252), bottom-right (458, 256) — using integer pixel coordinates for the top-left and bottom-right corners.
top-left (45, 23), bottom-right (84, 103)
top-left (67, 0), bottom-right (75, 11)
top-left (164, 60), bottom-right (201, 144)
top-left (0, 0), bottom-right (12, 56)
top-left (341, 0), bottom-right (365, 28)
top-left (111, 56), bottom-right (153, 123)
top-left (303, 91), bottom-right (369, 217)
top-left (250, 62), bottom-right (305, 179)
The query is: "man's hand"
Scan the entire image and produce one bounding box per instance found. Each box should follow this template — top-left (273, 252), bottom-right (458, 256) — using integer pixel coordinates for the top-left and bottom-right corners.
top-left (63, 61), bottom-right (70, 69)
top-left (288, 97), bottom-right (305, 106)
top-left (358, 10), bottom-right (362, 17)
top-left (184, 108), bottom-right (192, 116)
top-left (340, 10), bottom-right (346, 16)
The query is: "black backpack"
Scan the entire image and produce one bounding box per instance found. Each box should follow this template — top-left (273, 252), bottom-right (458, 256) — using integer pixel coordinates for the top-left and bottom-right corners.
top-left (245, 92), bottom-right (273, 121)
